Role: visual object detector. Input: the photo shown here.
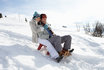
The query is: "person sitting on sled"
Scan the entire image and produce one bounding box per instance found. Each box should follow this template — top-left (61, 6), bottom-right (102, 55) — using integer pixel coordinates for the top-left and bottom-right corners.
top-left (39, 14), bottom-right (74, 62)
top-left (29, 11), bottom-right (63, 62)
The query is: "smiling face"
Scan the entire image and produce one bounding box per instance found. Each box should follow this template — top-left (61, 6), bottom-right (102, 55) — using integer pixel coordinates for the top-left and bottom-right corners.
top-left (41, 17), bottom-right (47, 24)
top-left (40, 14), bottom-right (47, 24)
top-left (35, 17), bottom-right (40, 22)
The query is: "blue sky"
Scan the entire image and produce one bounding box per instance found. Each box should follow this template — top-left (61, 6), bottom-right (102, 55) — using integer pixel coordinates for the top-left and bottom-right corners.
top-left (0, 0), bottom-right (71, 14)
top-left (0, 0), bottom-right (104, 23)
top-left (0, 0), bottom-right (41, 15)
top-left (0, 0), bottom-right (77, 14)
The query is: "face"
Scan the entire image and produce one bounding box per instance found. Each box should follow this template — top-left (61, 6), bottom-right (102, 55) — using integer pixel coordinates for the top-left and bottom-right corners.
top-left (35, 17), bottom-right (40, 22)
top-left (41, 18), bottom-right (47, 24)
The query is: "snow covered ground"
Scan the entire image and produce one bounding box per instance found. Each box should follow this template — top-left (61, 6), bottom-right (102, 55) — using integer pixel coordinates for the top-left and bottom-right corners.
top-left (0, 15), bottom-right (104, 70)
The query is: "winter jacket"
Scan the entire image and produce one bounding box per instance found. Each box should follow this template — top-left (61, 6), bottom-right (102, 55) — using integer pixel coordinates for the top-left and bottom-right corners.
top-left (29, 19), bottom-right (50, 43)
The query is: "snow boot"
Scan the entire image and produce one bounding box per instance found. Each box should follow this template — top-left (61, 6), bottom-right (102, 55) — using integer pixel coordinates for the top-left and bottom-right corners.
top-left (69, 48), bottom-right (74, 53)
top-left (59, 48), bottom-right (74, 57)
top-left (59, 50), bottom-right (71, 57)
top-left (56, 55), bottom-right (63, 63)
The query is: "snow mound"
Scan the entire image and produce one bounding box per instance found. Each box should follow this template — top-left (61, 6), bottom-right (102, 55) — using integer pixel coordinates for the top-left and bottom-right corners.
top-left (0, 15), bottom-right (104, 70)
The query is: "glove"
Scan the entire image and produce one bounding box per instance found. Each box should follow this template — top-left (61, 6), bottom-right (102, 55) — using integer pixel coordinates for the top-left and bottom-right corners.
top-left (44, 24), bottom-right (48, 29)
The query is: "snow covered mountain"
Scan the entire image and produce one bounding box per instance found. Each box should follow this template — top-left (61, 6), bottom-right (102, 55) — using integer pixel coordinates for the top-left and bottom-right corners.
top-left (0, 15), bottom-right (104, 70)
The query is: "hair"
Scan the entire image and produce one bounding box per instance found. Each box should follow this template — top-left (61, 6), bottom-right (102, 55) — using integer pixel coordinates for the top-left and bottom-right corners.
top-left (40, 14), bottom-right (47, 19)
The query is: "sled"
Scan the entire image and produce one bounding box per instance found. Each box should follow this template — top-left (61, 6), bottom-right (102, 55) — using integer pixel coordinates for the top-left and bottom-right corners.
top-left (37, 43), bottom-right (50, 55)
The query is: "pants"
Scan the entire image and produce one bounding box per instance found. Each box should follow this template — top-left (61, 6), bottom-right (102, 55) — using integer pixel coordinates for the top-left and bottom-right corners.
top-left (48, 35), bottom-right (72, 52)
top-left (38, 38), bottom-right (59, 59)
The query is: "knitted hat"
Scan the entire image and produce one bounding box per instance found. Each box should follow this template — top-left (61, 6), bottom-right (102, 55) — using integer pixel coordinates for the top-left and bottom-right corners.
top-left (33, 11), bottom-right (40, 19)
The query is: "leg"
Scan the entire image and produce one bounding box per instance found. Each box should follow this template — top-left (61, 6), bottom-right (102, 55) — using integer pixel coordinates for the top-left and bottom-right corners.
top-left (61, 35), bottom-right (72, 50)
top-left (38, 38), bottom-right (59, 59)
top-left (48, 35), bottom-right (63, 52)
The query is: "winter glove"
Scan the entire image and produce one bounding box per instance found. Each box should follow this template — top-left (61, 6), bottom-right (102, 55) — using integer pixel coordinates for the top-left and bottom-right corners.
top-left (44, 24), bottom-right (48, 29)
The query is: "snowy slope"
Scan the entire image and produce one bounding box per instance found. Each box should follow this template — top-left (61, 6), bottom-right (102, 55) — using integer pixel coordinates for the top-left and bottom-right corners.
top-left (0, 16), bottom-right (104, 70)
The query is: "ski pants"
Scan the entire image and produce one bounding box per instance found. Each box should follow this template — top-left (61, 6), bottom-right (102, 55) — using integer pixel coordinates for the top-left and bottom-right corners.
top-left (48, 35), bottom-right (72, 52)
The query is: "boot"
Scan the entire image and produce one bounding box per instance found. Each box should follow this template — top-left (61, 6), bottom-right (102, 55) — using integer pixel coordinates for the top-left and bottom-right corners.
top-left (56, 55), bottom-right (63, 63)
top-left (59, 49), bottom-right (71, 57)
top-left (69, 48), bottom-right (74, 53)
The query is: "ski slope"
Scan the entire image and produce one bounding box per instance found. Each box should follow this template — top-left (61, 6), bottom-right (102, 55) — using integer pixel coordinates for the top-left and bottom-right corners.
top-left (0, 16), bottom-right (104, 70)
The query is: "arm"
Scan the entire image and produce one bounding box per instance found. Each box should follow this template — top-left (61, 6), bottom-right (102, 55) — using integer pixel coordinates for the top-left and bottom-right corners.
top-left (47, 23), bottom-right (55, 35)
top-left (29, 20), bottom-right (43, 34)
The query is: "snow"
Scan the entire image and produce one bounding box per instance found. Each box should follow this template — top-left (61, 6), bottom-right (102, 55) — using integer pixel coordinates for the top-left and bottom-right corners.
top-left (0, 15), bottom-right (104, 70)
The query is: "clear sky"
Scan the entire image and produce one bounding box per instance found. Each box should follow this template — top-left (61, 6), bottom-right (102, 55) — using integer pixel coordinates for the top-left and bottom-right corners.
top-left (0, 0), bottom-right (104, 23)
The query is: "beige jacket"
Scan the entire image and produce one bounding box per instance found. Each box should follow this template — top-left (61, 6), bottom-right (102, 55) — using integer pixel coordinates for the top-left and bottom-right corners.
top-left (29, 19), bottom-right (49, 43)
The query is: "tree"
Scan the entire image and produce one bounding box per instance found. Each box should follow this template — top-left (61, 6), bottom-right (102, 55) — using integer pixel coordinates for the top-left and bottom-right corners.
top-left (25, 18), bottom-right (28, 22)
top-left (92, 21), bottom-right (104, 37)
top-left (0, 13), bottom-right (3, 18)
top-left (83, 23), bottom-right (91, 34)
top-left (5, 15), bottom-right (7, 17)
top-left (76, 23), bottom-right (80, 32)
